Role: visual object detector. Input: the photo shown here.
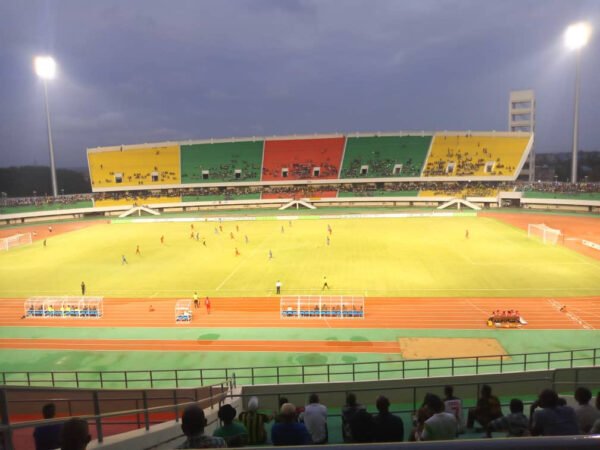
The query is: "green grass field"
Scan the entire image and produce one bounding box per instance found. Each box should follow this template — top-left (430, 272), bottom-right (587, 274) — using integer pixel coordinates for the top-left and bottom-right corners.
top-left (1, 215), bottom-right (600, 298)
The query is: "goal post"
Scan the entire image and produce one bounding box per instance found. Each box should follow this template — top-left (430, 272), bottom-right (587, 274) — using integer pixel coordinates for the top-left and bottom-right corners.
top-left (0, 233), bottom-right (32, 251)
top-left (527, 223), bottom-right (562, 245)
top-left (280, 295), bottom-right (364, 319)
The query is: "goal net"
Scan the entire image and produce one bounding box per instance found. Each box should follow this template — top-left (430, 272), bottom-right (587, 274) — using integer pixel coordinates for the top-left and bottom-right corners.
top-left (528, 223), bottom-right (562, 245)
top-left (0, 233), bottom-right (32, 251)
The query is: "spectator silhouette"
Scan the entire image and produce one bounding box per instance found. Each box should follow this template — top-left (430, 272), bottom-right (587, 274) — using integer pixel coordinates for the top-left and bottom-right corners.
top-left (341, 392), bottom-right (365, 442)
top-left (486, 398), bottom-right (530, 437)
top-left (238, 396), bottom-right (271, 445)
top-left (213, 404), bottom-right (247, 447)
top-left (301, 394), bottom-right (328, 444)
top-left (271, 403), bottom-right (311, 446)
top-left (574, 387), bottom-right (600, 433)
top-left (178, 405), bottom-right (226, 448)
top-left (349, 408), bottom-right (375, 443)
top-left (60, 418), bottom-right (90, 450)
top-left (531, 389), bottom-right (579, 436)
top-left (467, 385), bottom-right (502, 429)
top-left (418, 394), bottom-right (458, 441)
top-left (373, 395), bottom-right (404, 442)
top-left (33, 403), bottom-right (62, 450)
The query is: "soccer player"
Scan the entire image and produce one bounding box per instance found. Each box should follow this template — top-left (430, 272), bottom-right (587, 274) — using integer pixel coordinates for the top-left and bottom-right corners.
top-left (196, 232), bottom-right (199, 241)
top-left (136, 245), bottom-right (141, 255)
top-left (190, 231), bottom-right (195, 239)
top-left (214, 227), bottom-right (219, 235)
top-left (276, 280), bottom-right (282, 295)
top-left (322, 276), bottom-right (329, 290)
top-left (244, 235), bottom-right (249, 244)
top-left (236, 224), bottom-right (240, 232)
top-left (219, 225), bottom-right (223, 232)
top-left (121, 255), bottom-right (128, 265)
top-left (191, 223), bottom-right (194, 231)
top-left (235, 247), bottom-right (240, 256)
top-left (160, 235), bottom-right (164, 244)
top-left (48, 226), bottom-right (53, 233)
top-left (193, 292), bottom-right (199, 309)
top-left (327, 224), bottom-right (332, 235)
top-left (205, 296), bottom-right (211, 314)
top-left (465, 229), bottom-right (469, 239)
top-left (230, 231), bottom-right (235, 239)
top-left (326, 236), bottom-right (330, 246)
top-left (81, 281), bottom-right (86, 296)
top-left (269, 250), bottom-right (273, 260)
top-left (43, 239), bottom-right (47, 248)
top-left (281, 225), bottom-right (284, 234)
top-left (203, 238), bottom-right (207, 247)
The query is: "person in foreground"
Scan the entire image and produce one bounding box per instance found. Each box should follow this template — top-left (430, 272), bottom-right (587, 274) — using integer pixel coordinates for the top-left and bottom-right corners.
top-left (373, 395), bottom-right (404, 442)
top-left (486, 398), bottom-right (530, 438)
top-left (417, 394), bottom-right (458, 441)
top-left (60, 418), bottom-right (91, 450)
top-left (213, 404), bottom-right (247, 447)
top-left (530, 389), bottom-right (579, 436)
top-left (271, 403), bottom-right (311, 446)
top-left (178, 405), bottom-right (226, 448)
top-left (33, 403), bottom-right (62, 450)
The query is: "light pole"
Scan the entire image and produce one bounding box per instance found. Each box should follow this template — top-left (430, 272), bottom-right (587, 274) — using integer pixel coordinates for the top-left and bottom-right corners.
top-left (34, 56), bottom-right (58, 197)
top-left (564, 22), bottom-right (591, 184)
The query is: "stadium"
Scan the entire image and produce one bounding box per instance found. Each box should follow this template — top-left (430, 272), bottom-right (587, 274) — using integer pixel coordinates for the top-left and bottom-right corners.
top-left (1, 3), bottom-right (600, 450)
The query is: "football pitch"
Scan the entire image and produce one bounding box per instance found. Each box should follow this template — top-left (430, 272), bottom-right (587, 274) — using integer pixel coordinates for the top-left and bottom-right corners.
top-left (1, 214), bottom-right (599, 298)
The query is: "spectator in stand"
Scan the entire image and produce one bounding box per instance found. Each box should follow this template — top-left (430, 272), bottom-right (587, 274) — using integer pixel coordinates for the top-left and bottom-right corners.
top-left (301, 393), bottom-right (328, 444)
top-left (591, 392), bottom-right (600, 434)
top-left (349, 408), bottom-right (375, 443)
top-left (213, 404), bottom-right (247, 447)
top-left (341, 392), bottom-right (365, 442)
top-left (60, 418), bottom-right (91, 450)
top-left (238, 396), bottom-right (271, 445)
top-left (467, 385), bottom-right (503, 430)
top-left (271, 403), bottom-right (311, 446)
top-left (373, 395), bottom-right (404, 442)
top-left (409, 393), bottom-right (436, 441)
top-left (486, 399), bottom-right (530, 438)
top-left (178, 405), bottom-right (226, 449)
top-left (418, 394), bottom-right (458, 441)
top-left (574, 387), bottom-right (600, 433)
top-left (530, 389), bottom-right (579, 436)
top-left (443, 386), bottom-right (463, 433)
top-left (33, 403), bottom-right (62, 450)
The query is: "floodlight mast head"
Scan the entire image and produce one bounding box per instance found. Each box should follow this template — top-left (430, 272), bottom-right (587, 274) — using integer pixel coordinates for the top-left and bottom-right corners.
top-left (564, 22), bottom-right (592, 50)
top-left (34, 56), bottom-right (57, 80)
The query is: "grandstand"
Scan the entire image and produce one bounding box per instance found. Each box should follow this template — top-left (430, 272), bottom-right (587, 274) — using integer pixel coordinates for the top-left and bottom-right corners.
top-left (422, 133), bottom-right (531, 178)
top-left (262, 136), bottom-right (345, 181)
top-left (340, 135), bottom-right (431, 179)
top-left (181, 140), bottom-right (263, 183)
top-left (87, 144), bottom-right (181, 189)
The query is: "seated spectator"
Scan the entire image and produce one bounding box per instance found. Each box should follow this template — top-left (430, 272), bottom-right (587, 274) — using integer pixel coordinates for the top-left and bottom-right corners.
top-left (301, 394), bottom-right (328, 444)
top-left (349, 408), bottom-right (375, 443)
top-left (341, 392), bottom-right (365, 442)
top-left (590, 392), bottom-right (600, 434)
top-left (486, 398), bottom-right (530, 438)
top-left (467, 384), bottom-right (503, 429)
top-left (33, 403), bottom-right (62, 450)
top-left (213, 404), bottom-right (247, 447)
top-left (574, 387), bottom-right (600, 433)
top-left (178, 405), bottom-right (226, 449)
top-left (271, 403), bottom-right (310, 446)
top-left (530, 389), bottom-right (579, 436)
top-left (238, 396), bottom-right (271, 445)
top-left (60, 418), bottom-right (91, 450)
top-left (418, 394), bottom-right (458, 441)
top-left (409, 393), bottom-right (436, 441)
top-left (443, 386), bottom-right (464, 432)
top-left (373, 395), bottom-right (404, 442)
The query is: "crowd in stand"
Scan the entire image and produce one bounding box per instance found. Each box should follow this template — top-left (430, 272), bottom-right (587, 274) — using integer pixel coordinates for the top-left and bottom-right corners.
top-left (0, 193), bottom-right (92, 208)
top-left (27, 385), bottom-right (600, 449)
top-left (182, 161), bottom-right (261, 183)
top-left (342, 157), bottom-right (422, 178)
top-left (262, 160), bottom-right (339, 179)
top-left (521, 181), bottom-right (600, 193)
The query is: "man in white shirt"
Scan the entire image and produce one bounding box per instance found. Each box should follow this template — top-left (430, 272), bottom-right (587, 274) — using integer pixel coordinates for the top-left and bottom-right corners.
top-left (419, 394), bottom-right (458, 441)
top-left (302, 393), bottom-right (328, 444)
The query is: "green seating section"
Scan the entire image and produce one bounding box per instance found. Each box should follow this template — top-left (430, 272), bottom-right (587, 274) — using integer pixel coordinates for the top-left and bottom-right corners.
top-left (181, 141), bottom-right (263, 183)
top-left (340, 136), bottom-right (431, 178)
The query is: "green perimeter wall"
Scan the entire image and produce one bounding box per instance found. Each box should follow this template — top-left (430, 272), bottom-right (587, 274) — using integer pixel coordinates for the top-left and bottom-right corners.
top-left (340, 136), bottom-right (431, 178)
top-left (181, 141), bottom-right (263, 183)
top-left (0, 201), bottom-right (93, 214)
top-left (522, 191), bottom-right (600, 200)
top-left (338, 190), bottom-right (419, 197)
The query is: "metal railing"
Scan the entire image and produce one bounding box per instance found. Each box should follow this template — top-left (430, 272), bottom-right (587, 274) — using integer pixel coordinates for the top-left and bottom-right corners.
top-left (0, 347), bottom-right (598, 389)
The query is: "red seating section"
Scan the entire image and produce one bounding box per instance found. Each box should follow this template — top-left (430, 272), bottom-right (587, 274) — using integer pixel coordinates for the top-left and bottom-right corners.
top-left (262, 137), bottom-right (345, 181)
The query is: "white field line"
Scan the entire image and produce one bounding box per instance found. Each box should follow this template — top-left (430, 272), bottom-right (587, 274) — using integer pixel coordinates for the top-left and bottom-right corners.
top-left (547, 298), bottom-right (595, 330)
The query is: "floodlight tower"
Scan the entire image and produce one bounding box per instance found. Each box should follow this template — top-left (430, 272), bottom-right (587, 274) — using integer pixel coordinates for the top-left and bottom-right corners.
top-left (34, 56), bottom-right (58, 197)
top-left (564, 22), bottom-right (591, 184)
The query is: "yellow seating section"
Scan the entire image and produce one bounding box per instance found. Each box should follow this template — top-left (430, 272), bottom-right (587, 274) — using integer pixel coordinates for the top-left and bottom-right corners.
top-left (94, 196), bottom-right (180, 207)
top-left (423, 135), bottom-right (530, 177)
top-left (88, 145), bottom-right (181, 188)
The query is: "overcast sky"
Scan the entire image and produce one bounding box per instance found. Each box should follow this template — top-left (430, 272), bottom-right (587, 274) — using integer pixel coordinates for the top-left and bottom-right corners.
top-left (1, 0), bottom-right (599, 168)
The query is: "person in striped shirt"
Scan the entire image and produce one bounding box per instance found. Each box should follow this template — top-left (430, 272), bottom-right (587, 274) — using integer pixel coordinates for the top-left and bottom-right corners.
top-left (238, 397), bottom-right (272, 445)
